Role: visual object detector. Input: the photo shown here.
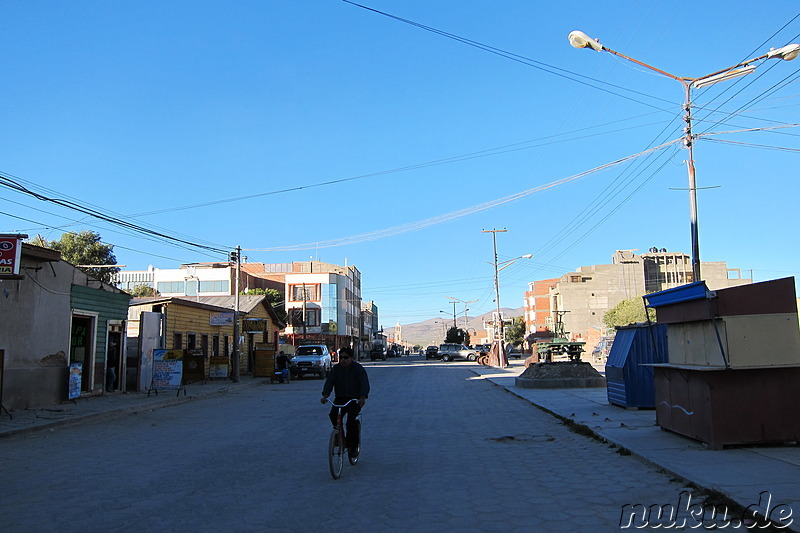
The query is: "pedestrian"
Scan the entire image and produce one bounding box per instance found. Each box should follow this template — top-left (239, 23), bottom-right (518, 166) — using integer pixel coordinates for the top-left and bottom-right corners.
top-left (276, 350), bottom-right (290, 383)
top-left (320, 346), bottom-right (369, 457)
top-left (106, 340), bottom-right (118, 393)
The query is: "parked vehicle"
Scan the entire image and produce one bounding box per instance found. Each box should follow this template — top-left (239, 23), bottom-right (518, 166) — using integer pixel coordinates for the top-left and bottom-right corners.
top-left (369, 346), bottom-right (387, 361)
top-left (508, 346), bottom-right (524, 359)
top-left (425, 345), bottom-right (439, 359)
top-left (438, 343), bottom-right (477, 362)
top-left (474, 344), bottom-right (491, 356)
top-left (289, 344), bottom-right (332, 379)
top-left (592, 336), bottom-right (615, 362)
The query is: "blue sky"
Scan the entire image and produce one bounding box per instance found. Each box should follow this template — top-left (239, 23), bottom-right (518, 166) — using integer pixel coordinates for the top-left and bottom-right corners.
top-left (1, 1), bottom-right (798, 327)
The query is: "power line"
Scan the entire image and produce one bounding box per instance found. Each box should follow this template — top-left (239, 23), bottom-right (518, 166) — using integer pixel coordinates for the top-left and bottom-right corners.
top-left (0, 171), bottom-right (232, 255)
top-left (340, 0), bottom-right (676, 111)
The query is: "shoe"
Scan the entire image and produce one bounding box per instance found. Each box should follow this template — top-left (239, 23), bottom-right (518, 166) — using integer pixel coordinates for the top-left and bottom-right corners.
top-left (349, 448), bottom-right (359, 458)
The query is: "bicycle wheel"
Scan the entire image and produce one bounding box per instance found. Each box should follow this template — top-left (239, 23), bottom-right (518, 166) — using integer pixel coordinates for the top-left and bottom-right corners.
top-left (328, 428), bottom-right (344, 479)
top-left (348, 417), bottom-right (361, 465)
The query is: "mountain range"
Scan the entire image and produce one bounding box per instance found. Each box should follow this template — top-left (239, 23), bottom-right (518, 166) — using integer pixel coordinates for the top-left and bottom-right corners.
top-left (384, 307), bottom-right (524, 347)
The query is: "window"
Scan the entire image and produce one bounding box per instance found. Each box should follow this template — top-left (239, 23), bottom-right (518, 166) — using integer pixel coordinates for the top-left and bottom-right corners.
top-left (570, 276), bottom-right (581, 283)
top-left (185, 279), bottom-right (198, 296)
top-left (290, 284), bottom-right (320, 302)
top-left (157, 281), bottom-right (185, 294)
top-left (187, 333), bottom-right (196, 350)
top-left (199, 280), bottom-right (230, 293)
top-left (288, 308), bottom-right (321, 327)
top-left (212, 335), bottom-right (219, 357)
top-left (173, 333), bottom-right (183, 349)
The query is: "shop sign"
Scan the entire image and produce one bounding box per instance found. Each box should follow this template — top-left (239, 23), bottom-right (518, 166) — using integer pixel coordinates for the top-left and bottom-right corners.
top-left (0, 235), bottom-right (23, 277)
top-left (210, 313), bottom-right (234, 326)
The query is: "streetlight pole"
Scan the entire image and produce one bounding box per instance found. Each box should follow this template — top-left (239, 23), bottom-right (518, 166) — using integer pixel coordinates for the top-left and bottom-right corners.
top-left (568, 31), bottom-right (800, 283)
top-left (482, 228), bottom-right (532, 369)
top-left (483, 229), bottom-right (506, 366)
top-left (446, 296), bottom-right (478, 332)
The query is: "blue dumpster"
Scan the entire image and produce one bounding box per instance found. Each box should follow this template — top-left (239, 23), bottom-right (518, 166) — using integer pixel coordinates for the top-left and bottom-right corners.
top-left (605, 324), bottom-right (668, 408)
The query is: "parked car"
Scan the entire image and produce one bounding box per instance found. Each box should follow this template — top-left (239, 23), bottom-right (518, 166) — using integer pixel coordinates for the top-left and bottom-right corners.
top-left (425, 345), bottom-right (439, 359)
top-left (369, 346), bottom-right (387, 361)
top-left (592, 336), bottom-right (615, 362)
top-left (508, 346), bottom-right (524, 359)
top-left (438, 343), bottom-right (477, 362)
top-left (474, 344), bottom-right (491, 356)
top-left (289, 344), bottom-right (332, 379)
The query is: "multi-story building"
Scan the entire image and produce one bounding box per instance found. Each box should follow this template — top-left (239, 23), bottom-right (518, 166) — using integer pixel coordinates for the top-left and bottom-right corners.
top-left (523, 248), bottom-right (751, 349)
top-left (360, 301), bottom-right (379, 354)
top-left (113, 262), bottom-right (277, 297)
top-left (255, 261), bottom-right (363, 356)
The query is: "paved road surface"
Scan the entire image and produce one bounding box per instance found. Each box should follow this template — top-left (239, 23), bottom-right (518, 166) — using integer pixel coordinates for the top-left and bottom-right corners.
top-left (2, 357), bottom-right (696, 531)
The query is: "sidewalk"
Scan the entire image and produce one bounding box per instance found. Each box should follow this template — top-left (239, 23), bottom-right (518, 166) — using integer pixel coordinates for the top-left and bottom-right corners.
top-left (0, 378), bottom-right (264, 439)
top-left (470, 361), bottom-right (800, 530)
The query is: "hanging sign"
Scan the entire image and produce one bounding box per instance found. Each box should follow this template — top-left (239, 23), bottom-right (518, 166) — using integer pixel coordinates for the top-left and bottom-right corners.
top-left (0, 235), bottom-right (24, 277)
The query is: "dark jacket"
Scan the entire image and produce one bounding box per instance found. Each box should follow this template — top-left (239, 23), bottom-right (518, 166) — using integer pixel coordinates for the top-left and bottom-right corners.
top-left (322, 361), bottom-right (370, 399)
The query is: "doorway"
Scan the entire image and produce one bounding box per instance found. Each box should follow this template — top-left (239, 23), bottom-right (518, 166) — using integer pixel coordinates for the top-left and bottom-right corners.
top-left (107, 329), bottom-right (122, 392)
top-left (70, 315), bottom-right (94, 393)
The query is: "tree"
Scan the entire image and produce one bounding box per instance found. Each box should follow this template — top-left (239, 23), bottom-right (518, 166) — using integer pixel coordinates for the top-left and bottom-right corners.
top-left (242, 287), bottom-right (286, 322)
top-left (603, 297), bottom-right (655, 330)
top-left (32, 231), bottom-right (119, 283)
top-left (505, 316), bottom-right (526, 346)
top-left (444, 326), bottom-right (467, 345)
top-left (128, 285), bottom-right (159, 297)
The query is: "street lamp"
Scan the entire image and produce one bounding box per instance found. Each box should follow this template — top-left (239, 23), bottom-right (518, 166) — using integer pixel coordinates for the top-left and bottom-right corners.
top-left (482, 228), bottom-right (532, 369)
top-left (568, 30), bottom-right (800, 282)
top-left (446, 296), bottom-right (478, 330)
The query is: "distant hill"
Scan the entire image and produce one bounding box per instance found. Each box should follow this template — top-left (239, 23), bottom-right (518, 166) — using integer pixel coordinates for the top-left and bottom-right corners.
top-left (385, 307), bottom-right (524, 347)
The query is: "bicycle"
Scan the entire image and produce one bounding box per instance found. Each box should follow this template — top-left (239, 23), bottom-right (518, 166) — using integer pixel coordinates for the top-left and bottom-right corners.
top-left (325, 398), bottom-right (362, 479)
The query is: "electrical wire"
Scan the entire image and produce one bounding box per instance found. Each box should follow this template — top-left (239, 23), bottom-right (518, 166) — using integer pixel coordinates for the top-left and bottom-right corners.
top-left (245, 139), bottom-right (680, 252)
top-left (702, 138), bottom-right (800, 152)
top-left (0, 172), bottom-right (232, 255)
top-left (340, 0), bottom-right (676, 111)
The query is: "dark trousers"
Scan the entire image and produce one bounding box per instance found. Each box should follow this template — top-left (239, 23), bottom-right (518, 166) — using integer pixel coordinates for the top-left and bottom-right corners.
top-left (329, 398), bottom-right (361, 450)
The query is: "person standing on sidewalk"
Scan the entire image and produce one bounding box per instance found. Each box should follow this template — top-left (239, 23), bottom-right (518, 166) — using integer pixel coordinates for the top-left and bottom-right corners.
top-left (320, 346), bottom-right (369, 457)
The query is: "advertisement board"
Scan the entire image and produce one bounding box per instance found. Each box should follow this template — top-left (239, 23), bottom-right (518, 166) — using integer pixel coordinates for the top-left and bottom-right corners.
top-left (0, 235), bottom-right (24, 277)
top-left (151, 349), bottom-right (183, 390)
top-left (68, 363), bottom-right (82, 400)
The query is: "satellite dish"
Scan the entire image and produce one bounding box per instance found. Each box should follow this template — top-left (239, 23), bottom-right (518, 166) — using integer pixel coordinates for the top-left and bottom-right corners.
top-left (649, 247), bottom-right (658, 253)
top-left (660, 248), bottom-right (667, 253)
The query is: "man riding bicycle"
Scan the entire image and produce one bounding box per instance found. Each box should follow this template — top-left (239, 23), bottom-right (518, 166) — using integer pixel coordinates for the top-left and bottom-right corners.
top-left (320, 347), bottom-right (370, 458)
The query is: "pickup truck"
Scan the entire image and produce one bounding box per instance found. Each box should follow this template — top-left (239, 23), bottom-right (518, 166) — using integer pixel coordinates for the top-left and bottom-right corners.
top-left (289, 344), bottom-right (332, 379)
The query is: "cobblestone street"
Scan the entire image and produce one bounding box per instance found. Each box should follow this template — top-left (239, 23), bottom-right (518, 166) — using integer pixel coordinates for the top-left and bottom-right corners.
top-left (2, 357), bottom-right (694, 531)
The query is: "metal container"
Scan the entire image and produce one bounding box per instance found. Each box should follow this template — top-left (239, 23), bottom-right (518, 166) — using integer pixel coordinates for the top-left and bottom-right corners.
top-left (605, 324), bottom-right (668, 408)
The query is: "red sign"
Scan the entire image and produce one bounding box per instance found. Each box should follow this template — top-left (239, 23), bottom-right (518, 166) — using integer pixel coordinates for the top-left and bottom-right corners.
top-left (0, 236), bottom-right (23, 276)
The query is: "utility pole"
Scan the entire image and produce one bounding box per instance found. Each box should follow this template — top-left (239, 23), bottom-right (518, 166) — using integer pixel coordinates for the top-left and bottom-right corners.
top-left (232, 246), bottom-right (241, 382)
top-left (483, 228), bottom-right (507, 368)
top-left (302, 282), bottom-right (307, 342)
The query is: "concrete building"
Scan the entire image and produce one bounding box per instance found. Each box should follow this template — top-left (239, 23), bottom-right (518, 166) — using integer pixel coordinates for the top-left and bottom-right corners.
top-left (113, 262), bottom-right (277, 297)
top-left (1, 242), bottom-right (131, 410)
top-left (524, 249), bottom-right (752, 350)
top-left (247, 261), bottom-right (363, 356)
top-left (360, 301), bottom-right (380, 354)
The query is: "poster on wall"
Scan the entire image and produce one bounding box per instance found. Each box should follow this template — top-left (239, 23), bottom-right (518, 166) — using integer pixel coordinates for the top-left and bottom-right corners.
top-left (149, 349), bottom-right (185, 397)
top-left (68, 363), bottom-right (82, 400)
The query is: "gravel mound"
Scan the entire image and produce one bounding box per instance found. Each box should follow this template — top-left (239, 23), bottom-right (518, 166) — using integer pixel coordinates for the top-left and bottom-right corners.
top-left (519, 362), bottom-right (603, 380)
